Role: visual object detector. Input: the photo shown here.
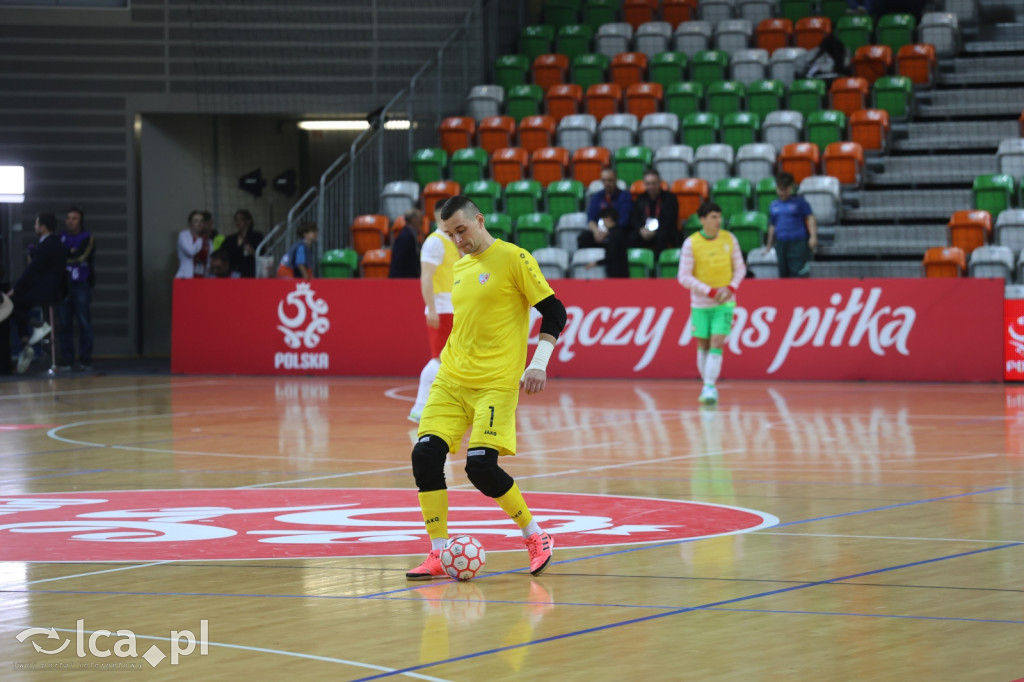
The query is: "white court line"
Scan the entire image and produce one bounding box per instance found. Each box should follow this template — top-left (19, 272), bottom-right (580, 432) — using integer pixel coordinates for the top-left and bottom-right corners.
top-left (0, 380), bottom-right (227, 401)
top-left (384, 385), bottom-right (417, 402)
top-left (238, 465), bottom-right (413, 488)
top-left (19, 561), bottom-right (175, 586)
top-left (0, 624), bottom-right (451, 681)
top-left (0, 406), bottom-right (154, 423)
top-left (760, 531), bottom-right (1022, 544)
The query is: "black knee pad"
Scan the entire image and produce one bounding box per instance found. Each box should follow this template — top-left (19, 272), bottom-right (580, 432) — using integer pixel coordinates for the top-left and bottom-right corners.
top-left (464, 448), bottom-right (514, 498)
top-left (411, 434), bottom-right (449, 492)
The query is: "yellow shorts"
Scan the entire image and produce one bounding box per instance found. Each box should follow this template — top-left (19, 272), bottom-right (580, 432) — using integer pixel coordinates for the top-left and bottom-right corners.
top-left (418, 373), bottom-right (519, 456)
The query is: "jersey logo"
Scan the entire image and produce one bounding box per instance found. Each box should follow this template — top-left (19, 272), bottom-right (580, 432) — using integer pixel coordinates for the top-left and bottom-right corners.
top-left (478, 273), bottom-right (490, 284)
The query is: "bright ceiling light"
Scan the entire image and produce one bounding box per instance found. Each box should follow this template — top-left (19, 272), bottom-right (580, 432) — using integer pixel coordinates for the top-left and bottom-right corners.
top-left (0, 166), bottom-right (24, 203)
top-left (298, 120), bottom-right (411, 131)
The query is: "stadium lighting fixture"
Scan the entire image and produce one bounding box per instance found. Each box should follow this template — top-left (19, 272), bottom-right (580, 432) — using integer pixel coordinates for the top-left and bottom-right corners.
top-left (0, 165), bottom-right (25, 203)
top-left (298, 120), bottom-right (411, 131)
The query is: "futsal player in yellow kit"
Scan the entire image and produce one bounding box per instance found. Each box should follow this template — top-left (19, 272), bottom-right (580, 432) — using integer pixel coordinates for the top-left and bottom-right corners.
top-left (406, 195), bottom-right (567, 579)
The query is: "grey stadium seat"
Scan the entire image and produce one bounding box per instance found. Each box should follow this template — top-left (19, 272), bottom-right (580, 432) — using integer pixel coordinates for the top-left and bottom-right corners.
top-left (799, 175), bottom-right (842, 226)
top-left (380, 181), bottom-right (420, 221)
top-left (673, 21), bottom-right (712, 57)
top-left (638, 113), bottom-right (680, 150)
top-left (635, 21), bottom-right (672, 59)
top-left (598, 114), bottom-right (639, 154)
top-left (730, 49), bottom-right (769, 85)
top-left (997, 139), bottom-right (1024, 179)
top-left (746, 246), bottom-right (778, 278)
top-left (653, 145), bottom-right (695, 184)
top-left (735, 143), bottom-right (776, 183)
top-left (919, 12), bottom-right (960, 58)
top-left (595, 22), bottom-right (633, 58)
top-left (969, 245), bottom-right (1014, 281)
top-left (700, 0), bottom-right (736, 24)
top-left (763, 110), bottom-right (804, 152)
top-left (737, 0), bottom-right (777, 23)
top-left (555, 212), bottom-right (589, 254)
top-left (533, 247), bottom-right (571, 279)
top-left (714, 19), bottom-right (753, 53)
top-left (557, 114), bottom-right (598, 154)
top-left (997, 209), bottom-right (1024, 253)
top-left (571, 247), bottom-right (608, 278)
top-left (465, 85), bottom-right (505, 121)
top-left (693, 144), bottom-right (735, 185)
top-left (769, 47), bottom-right (807, 85)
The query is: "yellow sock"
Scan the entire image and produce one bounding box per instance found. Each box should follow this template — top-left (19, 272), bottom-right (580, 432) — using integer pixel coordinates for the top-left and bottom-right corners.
top-left (494, 483), bottom-right (533, 529)
top-left (418, 490), bottom-right (449, 541)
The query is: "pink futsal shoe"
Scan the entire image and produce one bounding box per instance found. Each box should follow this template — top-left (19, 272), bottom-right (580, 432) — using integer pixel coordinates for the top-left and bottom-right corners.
top-left (524, 532), bottom-right (554, 576)
top-left (406, 549), bottom-right (446, 580)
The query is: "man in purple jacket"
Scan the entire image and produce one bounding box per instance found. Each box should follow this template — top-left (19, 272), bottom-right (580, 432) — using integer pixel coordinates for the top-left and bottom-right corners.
top-left (58, 207), bottom-right (94, 370)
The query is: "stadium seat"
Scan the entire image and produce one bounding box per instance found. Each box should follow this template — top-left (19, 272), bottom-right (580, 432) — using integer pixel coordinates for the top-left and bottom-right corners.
top-left (465, 180), bottom-right (503, 214)
top-left (485, 213), bottom-right (513, 242)
top-left (380, 181), bottom-right (420, 222)
top-left (614, 145), bottom-right (654, 184)
top-left (546, 83), bottom-right (584, 123)
top-left (573, 146), bottom-right (612, 185)
top-left (557, 113), bottom-right (598, 153)
top-left (585, 0), bottom-right (618, 29)
top-left (701, 0), bottom-right (737, 24)
top-left (626, 82), bottom-right (663, 118)
top-left (780, 0), bottom-right (813, 21)
top-left (657, 247), bottom-right (681, 277)
top-left (829, 77), bottom-right (870, 117)
top-left (479, 116), bottom-right (517, 155)
top-left (421, 181), bottom-right (461, 219)
top-left (666, 81), bottom-right (705, 119)
top-left (787, 78), bottom-right (825, 117)
top-left (682, 212), bottom-right (703, 236)
top-left (735, 142), bottom-right (776, 183)
top-left (450, 147), bottom-right (488, 187)
top-left (520, 115), bottom-right (558, 153)
top-left (635, 21), bottom-right (673, 58)
top-left (654, 144), bottom-right (695, 183)
top-left (585, 82), bottom-right (623, 121)
top-left (769, 46), bottom-right (808, 85)
top-left (664, 0), bottom-right (699, 27)
top-left (557, 24), bottom-right (596, 59)
top-left (823, 141), bottom-right (865, 187)
top-left (919, 12), bottom-right (960, 58)
top-left (639, 112), bottom-right (680, 150)
top-left (599, 113), bottom-right (639, 153)
top-left (649, 51), bottom-right (689, 89)
top-left (494, 54), bottom-right (530, 92)
top-left (794, 17), bottom-right (831, 50)
top-left (779, 142), bottom-right (820, 183)
top-left (628, 248), bottom-right (656, 277)
top-left (682, 112), bottom-right (721, 148)
top-left (836, 15), bottom-right (874, 52)
top-left (798, 175), bottom-right (841, 225)
top-left (896, 44), bottom-right (937, 87)
top-left (390, 212), bottom-right (429, 243)
top-left (849, 109), bottom-right (890, 153)
top-left (730, 48), bottom-right (770, 85)
top-left (508, 84), bottom-right (545, 122)
top-left (572, 53), bottom-right (611, 90)
top-left (624, 0), bottom-right (658, 29)
top-left (505, 180), bottom-right (544, 221)
top-left (410, 148), bottom-right (448, 187)
top-left (320, 248), bottom-right (359, 279)
top-left (712, 177), bottom-right (753, 221)
top-left (747, 79), bottom-right (786, 120)
top-left (852, 45), bottom-right (893, 85)
top-left (820, 0), bottom-right (849, 23)
top-left (595, 22), bottom-right (634, 58)
top-left (947, 209), bottom-right (992, 255)
top-left (360, 248), bottom-right (391, 279)
top-left (465, 85), bottom-right (505, 120)
top-left (715, 19), bottom-right (754, 53)
top-left (351, 215), bottom-right (390, 256)
top-left (998, 139), bottom-right (1024, 179)
top-left (491, 147), bottom-right (529, 186)
top-left (969, 245), bottom-right (1014, 281)
top-left (996, 209), bottom-right (1024, 253)
top-left (439, 117), bottom-right (477, 155)
top-left (872, 75), bottom-right (913, 120)
top-left (571, 247), bottom-right (608, 278)
top-left (877, 13), bottom-right (917, 52)
top-left (531, 147), bottom-right (571, 185)
top-left (755, 176), bottom-right (778, 214)
top-left (673, 20), bottom-right (713, 57)
top-left (746, 246), bottom-right (778, 278)
top-left (546, 0), bottom-right (580, 30)
top-left (707, 80), bottom-right (746, 118)
top-left (610, 52), bottom-right (649, 88)
top-left (533, 247), bottom-right (571, 279)
top-left (973, 174), bottom-right (1017, 216)
top-left (516, 212), bottom-right (556, 252)
top-left (673, 177), bottom-right (710, 222)
top-left (691, 50), bottom-right (730, 87)
top-left (533, 54), bottom-right (571, 91)
top-left (694, 143), bottom-right (736, 184)
top-left (556, 211), bottom-right (589, 252)
top-left (521, 25), bottom-right (555, 62)
top-left (757, 18), bottom-right (793, 55)
top-left (806, 110), bottom-right (846, 149)
top-left (722, 111), bottom-right (760, 151)
top-left (763, 110), bottom-right (804, 152)
top-left (738, 0), bottom-right (774, 22)
top-left (923, 246), bottom-right (966, 278)
top-left (547, 179), bottom-right (586, 222)
top-left (727, 210), bottom-right (768, 252)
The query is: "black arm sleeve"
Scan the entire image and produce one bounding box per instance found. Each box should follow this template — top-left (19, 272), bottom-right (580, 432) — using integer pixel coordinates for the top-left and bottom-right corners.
top-left (533, 294), bottom-right (567, 340)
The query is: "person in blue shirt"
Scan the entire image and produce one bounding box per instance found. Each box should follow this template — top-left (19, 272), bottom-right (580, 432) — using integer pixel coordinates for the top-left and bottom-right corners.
top-left (577, 167), bottom-right (633, 277)
top-left (766, 173), bottom-right (817, 278)
top-left (283, 222), bottom-right (318, 278)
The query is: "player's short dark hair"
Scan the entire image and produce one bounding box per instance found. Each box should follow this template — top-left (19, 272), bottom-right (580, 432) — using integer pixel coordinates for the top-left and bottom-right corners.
top-left (598, 206), bottom-right (619, 223)
top-left (404, 208), bottom-right (423, 226)
top-left (643, 167), bottom-right (660, 179)
top-left (697, 201), bottom-right (722, 218)
top-left (296, 221), bottom-right (318, 237)
top-left (438, 195), bottom-right (481, 222)
top-left (67, 207), bottom-right (84, 225)
top-left (776, 172), bottom-right (795, 189)
top-left (36, 213), bottom-right (57, 232)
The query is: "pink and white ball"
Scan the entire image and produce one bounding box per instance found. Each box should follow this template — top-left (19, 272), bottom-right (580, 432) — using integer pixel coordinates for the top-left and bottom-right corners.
top-left (440, 535), bottom-right (486, 581)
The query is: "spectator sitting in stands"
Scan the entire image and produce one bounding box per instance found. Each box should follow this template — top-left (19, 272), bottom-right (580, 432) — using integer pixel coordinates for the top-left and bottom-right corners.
top-left (222, 209), bottom-right (263, 277)
top-left (628, 168), bottom-right (680, 263)
top-left (207, 249), bottom-right (238, 278)
top-left (579, 167), bottom-right (633, 278)
top-left (175, 210), bottom-right (212, 279)
top-left (281, 222), bottom-right (318, 279)
top-left (389, 209), bottom-right (423, 279)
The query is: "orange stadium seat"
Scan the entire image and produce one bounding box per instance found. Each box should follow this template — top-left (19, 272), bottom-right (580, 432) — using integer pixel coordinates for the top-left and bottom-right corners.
top-left (610, 52), bottom-right (648, 88)
top-left (794, 17), bottom-right (831, 50)
top-left (663, 0), bottom-right (698, 27)
top-left (531, 146), bottom-right (570, 185)
top-left (779, 142), bottom-right (820, 183)
top-left (623, 0), bottom-right (658, 29)
top-left (923, 246), bottom-right (966, 277)
top-left (438, 117), bottom-right (476, 155)
top-left (829, 77), bottom-right (869, 117)
top-left (421, 181), bottom-right (461, 218)
top-left (360, 248), bottom-right (392, 278)
top-left (849, 108), bottom-right (890, 152)
top-left (897, 43), bottom-right (936, 86)
top-left (519, 115), bottom-right (557, 153)
top-left (533, 53), bottom-right (570, 91)
top-left (491, 147), bottom-right (529, 186)
top-left (757, 18), bottom-right (793, 55)
top-left (572, 146), bottom-right (612, 185)
top-left (823, 141), bottom-right (864, 186)
top-left (545, 83), bottom-right (583, 122)
top-left (350, 214), bottom-right (390, 256)
top-left (947, 210), bottom-right (992, 255)
top-left (585, 83), bottom-right (623, 122)
top-left (478, 116), bottom-right (516, 154)
top-left (626, 82), bottom-right (663, 118)
top-left (671, 177), bottom-right (710, 224)
top-left (852, 45), bottom-right (892, 84)
top-left (1020, 108), bottom-right (1024, 137)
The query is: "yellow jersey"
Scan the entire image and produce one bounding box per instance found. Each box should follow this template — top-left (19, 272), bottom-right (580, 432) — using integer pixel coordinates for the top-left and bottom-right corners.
top-left (690, 230), bottom-right (738, 288)
top-left (421, 230), bottom-right (460, 313)
top-left (440, 240), bottom-right (554, 390)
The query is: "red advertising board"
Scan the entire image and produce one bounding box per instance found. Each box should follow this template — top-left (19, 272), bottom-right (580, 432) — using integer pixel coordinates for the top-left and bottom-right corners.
top-left (1004, 298), bottom-right (1024, 381)
top-left (172, 278), bottom-right (1003, 382)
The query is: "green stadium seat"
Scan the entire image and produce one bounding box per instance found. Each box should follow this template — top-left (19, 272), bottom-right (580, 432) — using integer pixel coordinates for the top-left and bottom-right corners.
top-left (485, 213), bottom-right (513, 242)
top-left (820, 0), bottom-right (849, 24)
top-left (682, 213), bottom-right (702, 236)
top-left (650, 51), bottom-right (689, 89)
top-left (571, 53), bottom-right (610, 90)
top-left (546, 179), bottom-right (585, 222)
top-left (505, 180), bottom-right (544, 221)
top-left (557, 24), bottom-right (595, 59)
top-left (450, 147), bottom-right (489, 187)
top-left (657, 247), bottom-right (680, 278)
top-left (546, 0), bottom-right (581, 30)
top-left (712, 177), bottom-right (753, 221)
top-left (722, 112), bottom-right (761, 152)
top-left (691, 50), bottom-right (730, 89)
top-left (320, 249), bottom-right (359, 278)
top-left (787, 78), bottom-right (826, 117)
top-left (494, 54), bottom-right (530, 92)
top-left (410, 148), bottom-right (448, 186)
top-left (973, 175), bottom-right (1017, 216)
top-left (877, 13), bottom-right (917, 52)
top-left (836, 15), bottom-right (875, 53)
top-left (584, 0), bottom-right (619, 30)
top-left (665, 81), bottom-right (705, 119)
top-left (613, 145), bottom-right (654, 185)
top-left (755, 176), bottom-right (777, 214)
top-left (806, 110), bottom-right (847, 149)
top-left (521, 25), bottom-right (556, 62)
top-left (465, 179), bottom-right (502, 214)
top-left (628, 248), bottom-right (656, 278)
top-left (706, 80), bottom-right (746, 119)
top-left (681, 112), bottom-right (721, 148)
top-left (747, 79), bottom-right (786, 120)
top-left (516, 212), bottom-right (555, 252)
top-left (872, 75), bottom-right (913, 120)
top-left (507, 84), bottom-right (545, 122)
top-left (779, 0), bottom-right (814, 22)
top-left (727, 211), bottom-right (768, 253)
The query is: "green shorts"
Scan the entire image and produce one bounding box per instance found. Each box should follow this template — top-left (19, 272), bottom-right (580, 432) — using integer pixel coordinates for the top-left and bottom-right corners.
top-left (690, 302), bottom-right (736, 339)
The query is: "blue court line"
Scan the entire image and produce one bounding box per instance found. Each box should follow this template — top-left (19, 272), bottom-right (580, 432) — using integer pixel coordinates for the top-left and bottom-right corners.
top-left (706, 607), bottom-right (1024, 625)
top-left (350, 542), bottom-right (1024, 681)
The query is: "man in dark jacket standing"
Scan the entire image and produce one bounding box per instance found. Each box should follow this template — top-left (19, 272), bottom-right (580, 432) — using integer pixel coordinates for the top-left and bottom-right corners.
top-left (8, 213), bottom-right (67, 373)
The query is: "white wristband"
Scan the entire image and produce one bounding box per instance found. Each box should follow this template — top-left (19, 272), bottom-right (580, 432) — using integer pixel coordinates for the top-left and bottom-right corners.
top-left (527, 339), bottom-right (555, 372)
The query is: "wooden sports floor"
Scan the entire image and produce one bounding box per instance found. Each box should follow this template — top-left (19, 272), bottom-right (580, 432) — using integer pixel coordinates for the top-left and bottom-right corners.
top-left (0, 375), bottom-right (1021, 681)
